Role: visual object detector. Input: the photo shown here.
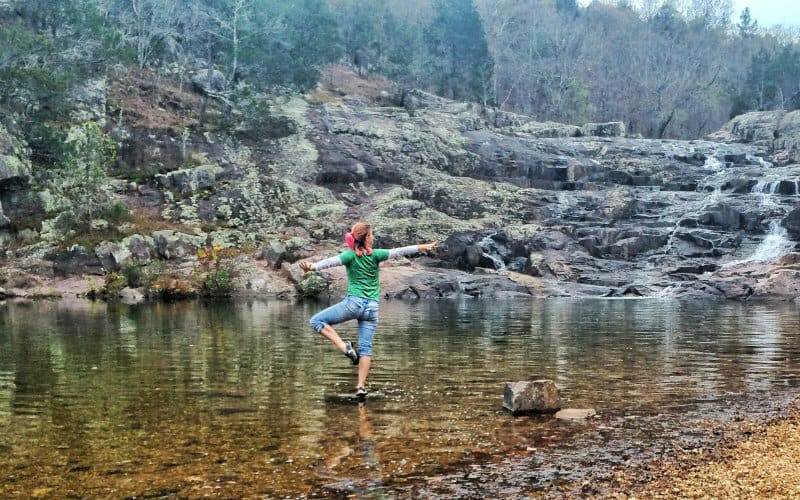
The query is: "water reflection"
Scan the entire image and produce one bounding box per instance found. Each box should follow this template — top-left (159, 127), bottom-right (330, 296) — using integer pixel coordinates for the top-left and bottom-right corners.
top-left (0, 298), bottom-right (799, 497)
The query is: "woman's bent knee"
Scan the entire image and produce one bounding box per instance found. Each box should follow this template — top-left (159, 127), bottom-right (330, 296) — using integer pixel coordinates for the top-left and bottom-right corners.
top-left (309, 316), bottom-right (326, 333)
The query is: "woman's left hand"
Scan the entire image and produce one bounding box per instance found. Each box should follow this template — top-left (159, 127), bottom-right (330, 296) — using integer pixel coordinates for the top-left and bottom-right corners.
top-left (419, 241), bottom-right (438, 252)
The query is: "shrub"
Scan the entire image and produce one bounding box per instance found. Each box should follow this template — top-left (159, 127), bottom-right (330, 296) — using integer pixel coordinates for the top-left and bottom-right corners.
top-left (121, 262), bottom-right (143, 288)
top-left (196, 245), bottom-right (235, 297)
top-left (102, 272), bottom-right (127, 298)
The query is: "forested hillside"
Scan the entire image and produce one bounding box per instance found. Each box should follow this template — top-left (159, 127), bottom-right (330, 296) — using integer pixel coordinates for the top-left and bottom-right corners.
top-left (2, 0), bottom-right (799, 155)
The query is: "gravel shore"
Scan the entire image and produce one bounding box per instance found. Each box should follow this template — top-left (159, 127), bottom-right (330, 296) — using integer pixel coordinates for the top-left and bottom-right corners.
top-left (608, 403), bottom-right (800, 499)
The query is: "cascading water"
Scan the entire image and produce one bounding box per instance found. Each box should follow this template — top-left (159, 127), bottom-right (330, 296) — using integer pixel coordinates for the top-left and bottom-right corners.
top-left (746, 221), bottom-right (793, 263)
top-left (478, 235), bottom-right (507, 271)
top-left (724, 221), bottom-right (794, 267)
top-left (662, 155), bottom-right (725, 255)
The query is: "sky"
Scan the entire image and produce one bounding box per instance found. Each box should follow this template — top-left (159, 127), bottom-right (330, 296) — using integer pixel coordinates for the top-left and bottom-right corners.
top-left (732, 0), bottom-right (800, 27)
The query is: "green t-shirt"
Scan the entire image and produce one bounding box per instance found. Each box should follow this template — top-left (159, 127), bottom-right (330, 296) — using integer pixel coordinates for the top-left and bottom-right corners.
top-left (339, 249), bottom-right (390, 300)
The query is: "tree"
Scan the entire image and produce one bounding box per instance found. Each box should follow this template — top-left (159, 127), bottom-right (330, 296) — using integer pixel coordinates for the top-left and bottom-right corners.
top-left (736, 7), bottom-right (758, 39)
top-left (122, 0), bottom-right (180, 68)
top-left (239, 0), bottom-right (340, 90)
top-left (46, 121), bottom-right (118, 236)
top-left (425, 0), bottom-right (494, 105)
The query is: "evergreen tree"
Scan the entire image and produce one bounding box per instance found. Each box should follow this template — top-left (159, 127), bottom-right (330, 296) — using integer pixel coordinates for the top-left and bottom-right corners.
top-left (736, 7), bottom-right (758, 39)
top-left (424, 0), bottom-right (494, 105)
top-left (240, 0), bottom-right (341, 90)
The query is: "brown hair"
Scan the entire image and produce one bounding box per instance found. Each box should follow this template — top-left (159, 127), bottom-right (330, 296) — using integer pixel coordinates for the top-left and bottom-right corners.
top-left (350, 222), bottom-right (373, 257)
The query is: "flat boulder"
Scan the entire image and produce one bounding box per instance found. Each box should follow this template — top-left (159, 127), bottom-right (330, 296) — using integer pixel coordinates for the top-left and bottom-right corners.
top-left (555, 408), bottom-right (597, 420)
top-left (503, 380), bottom-right (561, 415)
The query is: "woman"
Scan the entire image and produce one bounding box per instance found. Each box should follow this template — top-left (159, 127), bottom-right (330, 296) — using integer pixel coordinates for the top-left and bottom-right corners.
top-left (299, 222), bottom-right (438, 401)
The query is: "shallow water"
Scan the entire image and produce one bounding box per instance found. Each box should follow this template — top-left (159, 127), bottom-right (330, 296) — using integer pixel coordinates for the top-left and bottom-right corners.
top-left (1, 298), bottom-right (799, 497)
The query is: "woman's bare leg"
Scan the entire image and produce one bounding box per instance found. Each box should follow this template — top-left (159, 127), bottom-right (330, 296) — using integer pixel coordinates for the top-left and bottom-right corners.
top-left (319, 324), bottom-right (347, 353)
top-left (357, 355), bottom-right (371, 388)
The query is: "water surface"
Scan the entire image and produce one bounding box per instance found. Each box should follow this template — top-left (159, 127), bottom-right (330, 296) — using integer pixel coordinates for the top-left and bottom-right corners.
top-left (1, 298), bottom-right (799, 497)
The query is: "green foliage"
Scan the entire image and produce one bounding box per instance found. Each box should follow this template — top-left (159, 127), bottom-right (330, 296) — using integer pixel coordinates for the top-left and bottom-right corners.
top-left (44, 122), bottom-right (118, 239)
top-left (196, 245), bottom-right (235, 297)
top-left (102, 272), bottom-right (128, 298)
top-left (230, 0), bottom-right (342, 91)
top-left (424, 0), bottom-right (494, 105)
top-left (142, 260), bottom-right (167, 291)
top-left (102, 201), bottom-right (134, 225)
top-left (85, 272), bottom-right (129, 301)
top-left (737, 7), bottom-right (758, 39)
top-left (121, 262), bottom-right (144, 288)
top-left (733, 46), bottom-right (800, 115)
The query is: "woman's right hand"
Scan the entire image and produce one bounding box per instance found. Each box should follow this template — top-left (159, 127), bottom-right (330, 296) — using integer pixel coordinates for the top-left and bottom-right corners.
top-left (299, 261), bottom-right (314, 273)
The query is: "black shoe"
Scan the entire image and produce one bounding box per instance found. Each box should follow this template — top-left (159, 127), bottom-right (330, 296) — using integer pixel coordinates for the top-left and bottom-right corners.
top-left (355, 386), bottom-right (368, 402)
top-left (344, 341), bottom-right (359, 365)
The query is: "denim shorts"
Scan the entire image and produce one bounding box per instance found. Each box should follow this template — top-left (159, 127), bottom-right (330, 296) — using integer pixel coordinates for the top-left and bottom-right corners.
top-left (309, 296), bottom-right (379, 356)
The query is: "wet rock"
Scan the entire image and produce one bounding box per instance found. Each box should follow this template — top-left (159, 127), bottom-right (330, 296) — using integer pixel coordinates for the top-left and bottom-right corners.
top-left (555, 409), bottom-right (597, 420)
top-left (119, 287), bottom-right (144, 303)
top-left (782, 208), bottom-right (800, 240)
top-left (503, 380), bottom-right (561, 415)
top-left (0, 286), bottom-right (5, 299)
top-left (699, 204), bottom-right (745, 231)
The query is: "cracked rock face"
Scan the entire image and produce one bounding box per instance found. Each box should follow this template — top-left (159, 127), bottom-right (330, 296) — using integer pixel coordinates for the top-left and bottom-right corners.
top-left (3, 82), bottom-right (799, 300)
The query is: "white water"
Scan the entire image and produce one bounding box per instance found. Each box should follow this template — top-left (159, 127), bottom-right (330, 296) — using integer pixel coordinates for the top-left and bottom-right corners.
top-left (724, 221), bottom-right (794, 268)
top-left (751, 179), bottom-right (800, 196)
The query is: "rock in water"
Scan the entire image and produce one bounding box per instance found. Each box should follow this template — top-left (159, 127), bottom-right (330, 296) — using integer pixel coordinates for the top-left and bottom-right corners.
top-left (555, 408), bottom-right (597, 420)
top-left (503, 380), bottom-right (561, 415)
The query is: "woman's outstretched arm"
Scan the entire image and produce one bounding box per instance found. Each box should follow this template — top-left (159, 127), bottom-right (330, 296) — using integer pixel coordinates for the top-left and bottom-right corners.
top-left (299, 255), bottom-right (344, 272)
top-left (387, 241), bottom-right (438, 259)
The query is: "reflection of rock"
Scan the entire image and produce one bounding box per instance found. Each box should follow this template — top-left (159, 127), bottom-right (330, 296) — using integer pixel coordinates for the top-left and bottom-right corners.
top-left (503, 380), bottom-right (561, 415)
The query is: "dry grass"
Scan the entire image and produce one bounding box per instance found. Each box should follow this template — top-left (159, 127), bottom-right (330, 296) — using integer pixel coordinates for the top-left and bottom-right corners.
top-left (125, 207), bottom-right (199, 236)
top-left (318, 64), bottom-right (394, 105)
top-left (107, 68), bottom-right (203, 131)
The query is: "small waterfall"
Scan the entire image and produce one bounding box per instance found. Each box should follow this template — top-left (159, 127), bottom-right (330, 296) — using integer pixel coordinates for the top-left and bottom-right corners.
top-left (724, 221), bottom-right (794, 267)
top-left (478, 235), bottom-right (507, 271)
top-left (747, 221), bottom-right (793, 263)
top-left (482, 253), bottom-right (506, 270)
top-left (663, 185), bottom-right (721, 255)
top-left (703, 155), bottom-right (724, 170)
top-left (751, 180), bottom-right (779, 194)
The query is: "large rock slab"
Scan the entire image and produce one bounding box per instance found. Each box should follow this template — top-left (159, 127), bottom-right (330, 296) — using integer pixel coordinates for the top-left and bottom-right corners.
top-left (503, 380), bottom-right (561, 415)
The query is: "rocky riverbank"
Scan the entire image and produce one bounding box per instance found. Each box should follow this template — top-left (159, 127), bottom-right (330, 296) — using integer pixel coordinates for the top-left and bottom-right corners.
top-left (1, 69), bottom-right (799, 302)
